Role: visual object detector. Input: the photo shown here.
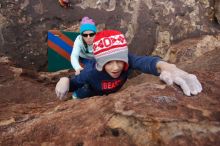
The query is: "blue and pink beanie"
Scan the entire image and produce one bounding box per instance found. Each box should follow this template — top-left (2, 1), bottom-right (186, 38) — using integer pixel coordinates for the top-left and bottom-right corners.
top-left (80, 16), bottom-right (97, 34)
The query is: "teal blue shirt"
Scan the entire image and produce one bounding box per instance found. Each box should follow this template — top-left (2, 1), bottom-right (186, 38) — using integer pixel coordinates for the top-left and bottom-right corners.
top-left (70, 35), bottom-right (94, 70)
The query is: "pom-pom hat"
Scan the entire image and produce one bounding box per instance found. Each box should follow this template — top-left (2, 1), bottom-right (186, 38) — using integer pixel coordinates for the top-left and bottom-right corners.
top-left (80, 16), bottom-right (97, 34)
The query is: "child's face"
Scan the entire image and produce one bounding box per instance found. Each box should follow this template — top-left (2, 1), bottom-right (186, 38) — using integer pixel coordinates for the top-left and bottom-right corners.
top-left (82, 30), bottom-right (96, 45)
top-left (104, 61), bottom-right (125, 78)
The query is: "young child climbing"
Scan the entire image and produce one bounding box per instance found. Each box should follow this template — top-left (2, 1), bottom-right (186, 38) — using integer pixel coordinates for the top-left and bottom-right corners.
top-left (71, 16), bottom-right (97, 75)
top-left (55, 30), bottom-right (202, 100)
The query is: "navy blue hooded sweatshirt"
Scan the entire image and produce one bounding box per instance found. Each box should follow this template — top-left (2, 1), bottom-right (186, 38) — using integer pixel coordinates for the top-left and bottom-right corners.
top-left (69, 53), bottom-right (161, 98)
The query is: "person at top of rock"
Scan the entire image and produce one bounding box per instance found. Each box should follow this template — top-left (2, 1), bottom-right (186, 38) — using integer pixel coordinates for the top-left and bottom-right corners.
top-left (58, 0), bottom-right (70, 8)
top-left (55, 30), bottom-right (202, 100)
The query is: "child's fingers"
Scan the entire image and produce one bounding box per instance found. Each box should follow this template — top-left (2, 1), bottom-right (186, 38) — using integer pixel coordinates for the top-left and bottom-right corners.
top-left (185, 74), bottom-right (202, 95)
top-left (174, 77), bottom-right (191, 96)
top-left (159, 71), bottom-right (173, 85)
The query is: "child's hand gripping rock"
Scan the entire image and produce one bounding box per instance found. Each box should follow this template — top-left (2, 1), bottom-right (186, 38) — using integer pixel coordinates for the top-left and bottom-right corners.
top-left (55, 77), bottom-right (70, 100)
top-left (158, 61), bottom-right (202, 96)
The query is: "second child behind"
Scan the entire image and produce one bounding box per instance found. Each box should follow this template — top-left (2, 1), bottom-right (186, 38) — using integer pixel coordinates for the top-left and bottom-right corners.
top-left (71, 16), bottom-right (97, 75)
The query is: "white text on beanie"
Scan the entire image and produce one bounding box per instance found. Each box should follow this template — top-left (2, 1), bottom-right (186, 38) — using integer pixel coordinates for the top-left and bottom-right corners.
top-left (93, 30), bottom-right (128, 71)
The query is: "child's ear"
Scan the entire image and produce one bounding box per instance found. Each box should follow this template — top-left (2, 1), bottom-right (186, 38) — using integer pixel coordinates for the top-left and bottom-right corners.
top-left (123, 63), bottom-right (129, 71)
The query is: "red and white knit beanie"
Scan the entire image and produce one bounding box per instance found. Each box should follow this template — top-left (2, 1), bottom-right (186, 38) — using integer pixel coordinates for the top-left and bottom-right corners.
top-left (93, 30), bottom-right (128, 71)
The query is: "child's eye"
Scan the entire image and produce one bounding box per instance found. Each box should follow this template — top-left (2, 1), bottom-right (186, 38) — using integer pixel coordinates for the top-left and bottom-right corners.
top-left (106, 61), bottom-right (112, 65)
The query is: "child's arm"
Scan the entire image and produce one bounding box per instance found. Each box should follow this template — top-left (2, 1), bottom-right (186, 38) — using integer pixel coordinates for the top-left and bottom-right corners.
top-left (129, 53), bottom-right (202, 96)
top-left (55, 68), bottom-right (90, 100)
top-left (128, 53), bottom-right (161, 75)
top-left (156, 61), bottom-right (202, 96)
top-left (70, 36), bottom-right (84, 74)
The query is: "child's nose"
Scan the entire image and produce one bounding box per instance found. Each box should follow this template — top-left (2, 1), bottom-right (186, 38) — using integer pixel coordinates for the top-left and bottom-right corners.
top-left (112, 61), bottom-right (120, 70)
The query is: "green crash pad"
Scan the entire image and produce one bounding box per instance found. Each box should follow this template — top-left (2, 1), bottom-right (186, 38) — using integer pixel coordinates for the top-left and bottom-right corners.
top-left (47, 30), bottom-right (80, 72)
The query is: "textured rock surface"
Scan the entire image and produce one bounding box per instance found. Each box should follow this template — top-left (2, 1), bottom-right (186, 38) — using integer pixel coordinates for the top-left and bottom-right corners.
top-left (0, 0), bottom-right (219, 71)
top-left (0, 35), bottom-right (220, 145)
top-left (153, 34), bottom-right (220, 64)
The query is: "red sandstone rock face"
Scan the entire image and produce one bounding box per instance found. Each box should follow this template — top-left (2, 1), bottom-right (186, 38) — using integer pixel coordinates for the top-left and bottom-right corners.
top-left (0, 36), bottom-right (220, 145)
